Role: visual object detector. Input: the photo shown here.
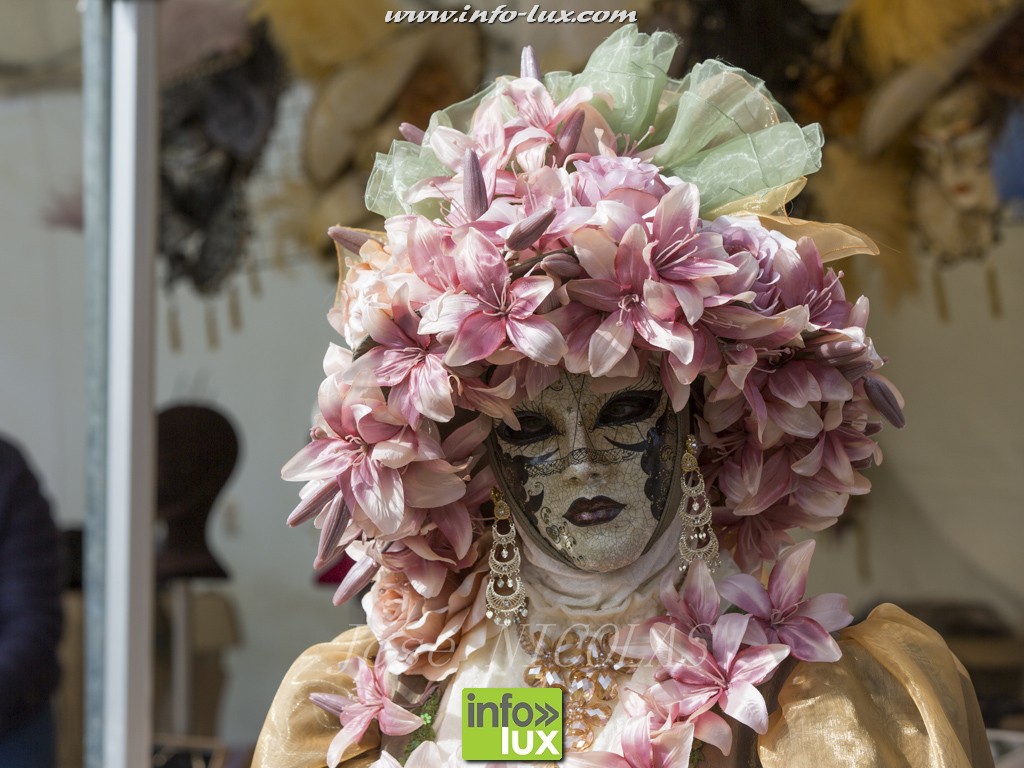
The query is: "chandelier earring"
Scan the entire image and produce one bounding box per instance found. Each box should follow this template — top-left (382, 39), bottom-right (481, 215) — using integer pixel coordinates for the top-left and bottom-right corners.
top-left (485, 488), bottom-right (528, 627)
top-left (678, 435), bottom-right (720, 573)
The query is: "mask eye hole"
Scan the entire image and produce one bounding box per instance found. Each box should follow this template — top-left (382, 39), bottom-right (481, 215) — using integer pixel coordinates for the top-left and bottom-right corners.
top-left (595, 391), bottom-right (660, 427)
top-left (496, 411), bottom-right (557, 445)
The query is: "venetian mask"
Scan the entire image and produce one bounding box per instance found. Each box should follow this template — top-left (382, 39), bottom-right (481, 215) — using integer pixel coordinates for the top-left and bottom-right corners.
top-left (488, 369), bottom-right (684, 572)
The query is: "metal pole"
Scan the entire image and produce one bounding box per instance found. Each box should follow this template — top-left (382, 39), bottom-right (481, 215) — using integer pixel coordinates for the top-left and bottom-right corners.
top-left (169, 580), bottom-right (192, 734)
top-left (82, 0), bottom-right (112, 765)
top-left (94, 1), bottom-right (160, 766)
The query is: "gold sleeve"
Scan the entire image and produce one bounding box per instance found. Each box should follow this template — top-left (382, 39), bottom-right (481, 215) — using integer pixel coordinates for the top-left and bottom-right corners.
top-left (252, 626), bottom-right (382, 768)
top-left (759, 603), bottom-right (993, 768)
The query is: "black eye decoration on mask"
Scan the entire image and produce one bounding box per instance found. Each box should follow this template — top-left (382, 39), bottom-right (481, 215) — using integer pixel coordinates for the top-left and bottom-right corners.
top-left (594, 391), bottom-right (660, 428)
top-left (495, 411), bottom-right (558, 445)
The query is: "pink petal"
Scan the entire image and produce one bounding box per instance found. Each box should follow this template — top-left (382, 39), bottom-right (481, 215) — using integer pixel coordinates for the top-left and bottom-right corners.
top-left (795, 593), bottom-right (853, 633)
top-left (776, 617), bottom-right (841, 662)
top-left (445, 312), bottom-right (507, 366)
top-left (362, 305), bottom-right (411, 349)
top-left (712, 613), bottom-right (750, 672)
top-left (589, 312), bottom-right (635, 377)
top-left (410, 357), bottom-right (456, 422)
top-left (649, 623), bottom-right (710, 673)
top-left (566, 278), bottom-right (623, 312)
top-left (615, 223), bottom-right (652, 290)
top-left (509, 275), bottom-right (555, 317)
top-left (403, 461), bottom-right (466, 507)
top-left (767, 364), bottom-right (821, 408)
top-left (573, 227), bottom-right (618, 281)
top-left (790, 438), bottom-right (825, 477)
top-left (766, 402), bottom-right (823, 439)
top-left (620, 715), bottom-right (654, 768)
top-left (506, 314), bottom-right (566, 365)
top-left (326, 712), bottom-right (372, 768)
top-left (441, 413), bottom-right (492, 460)
top-left (352, 464), bottom-right (404, 534)
top-left (378, 698), bottom-right (424, 736)
top-left (596, 200), bottom-right (645, 242)
top-left (720, 679), bottom-right (770, 733)
top-left (730, 643), bottom-right (790, 686)
top-left (653, 182), bottom-right (699, 246)
top-left (692, 710), bottom-right (733, 755)
top-left (651, 721), bottom-right (697, 768)
top-left (404, 742), bottom-right (442, 768)
top-left (767, 540), bottom-right (815, 609)
top-left (281, 439), bottom-right (345, 482)
top-left (408, 216), bottom-right (455, 290)
top-left (718, 574), bottom-right (772, 619)
top-left (454, 227), bottom-right (508, 299)
top-left (680, 559), bottom-right (721, 628)
top-left (432, 502), bottom-right (474, 560)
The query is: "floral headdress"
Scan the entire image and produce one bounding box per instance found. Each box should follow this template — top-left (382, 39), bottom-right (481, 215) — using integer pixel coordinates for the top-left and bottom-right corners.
top-left (282, 25), bottom-right (905, 767)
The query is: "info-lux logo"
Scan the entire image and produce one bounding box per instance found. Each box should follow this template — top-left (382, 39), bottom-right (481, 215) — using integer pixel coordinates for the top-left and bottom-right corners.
top-left (462, 688), bottom-right (563, 760)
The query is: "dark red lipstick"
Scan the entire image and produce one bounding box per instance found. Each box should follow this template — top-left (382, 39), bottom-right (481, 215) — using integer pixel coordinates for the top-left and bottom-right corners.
top-left (564, 496), bottom-right (625, 527)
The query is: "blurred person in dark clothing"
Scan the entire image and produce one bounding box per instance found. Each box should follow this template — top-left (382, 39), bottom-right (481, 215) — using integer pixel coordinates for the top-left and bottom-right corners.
top-left (0, 436), bottom-right (62, 768)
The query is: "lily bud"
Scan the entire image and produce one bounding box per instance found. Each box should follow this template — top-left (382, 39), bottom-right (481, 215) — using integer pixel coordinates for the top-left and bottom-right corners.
top-left (328, 226), bottom-right (378, 255)
top-left (309, 692), bottom-right (348, 718)
top-left (815, 339), bottom-right (866, 366)
top-left (505, 205), bottom-right (556, 252)
top-left (332, 556), bottom-right (381, 606)
top-left (520, 45), bottom-right (540, 80)
top-left (314, 499), bottom-right (351, 569)
top-left (863, 374), bottom-right (906, 429)
top-left (462, 149), bottom-right (488, 221)
top-left (554, 107), bottom-right (585, 166)
top-left (839, 362), bottom-right (873, 382)
top-left (398, 122), bottom-right (425, 145)
top-left (286, 480), bottom-right (336, 527)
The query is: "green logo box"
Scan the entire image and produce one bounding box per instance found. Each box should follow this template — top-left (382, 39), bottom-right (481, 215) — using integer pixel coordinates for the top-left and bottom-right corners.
top-left (462, 687), bottom-right (563, 761)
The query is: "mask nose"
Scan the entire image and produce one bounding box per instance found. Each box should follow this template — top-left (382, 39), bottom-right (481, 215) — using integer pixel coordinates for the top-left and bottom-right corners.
top-left (563, 413), bottom-right (601, 484)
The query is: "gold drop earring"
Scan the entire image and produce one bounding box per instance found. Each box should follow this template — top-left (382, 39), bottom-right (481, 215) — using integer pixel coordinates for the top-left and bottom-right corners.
top-left (485, 488), bottom-right (528, 627)
top-left (678, 435), bottom-right (720, 573)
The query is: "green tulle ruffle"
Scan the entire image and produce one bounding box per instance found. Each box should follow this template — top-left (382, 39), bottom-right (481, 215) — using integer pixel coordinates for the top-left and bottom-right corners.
top-left (365, 24), bottom-right (822, 219)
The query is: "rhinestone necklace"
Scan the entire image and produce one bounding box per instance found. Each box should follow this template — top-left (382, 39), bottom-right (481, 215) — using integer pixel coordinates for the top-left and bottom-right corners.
top-left (519, 626), bottom-right (639, 752)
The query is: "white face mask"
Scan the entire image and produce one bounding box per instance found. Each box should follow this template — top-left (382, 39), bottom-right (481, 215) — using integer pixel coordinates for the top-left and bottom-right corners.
top-left (489, 369), bottom-right (683, 572)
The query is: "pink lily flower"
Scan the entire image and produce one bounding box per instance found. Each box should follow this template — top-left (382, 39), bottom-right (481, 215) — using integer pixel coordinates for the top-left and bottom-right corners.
top-left (281, 377), bottom-right (465, 536)
top-left (502, 78), bottom-right (600, 170)
top-left (648, 183), bottom-right (734, 324)
top-left (443, 228), bottom-right (567, 367)
top-left (613, 559), bottom-right (722, 659)
top-left (567, 223), bottom-right (694, 377)
top-left (713, 503), bottom-right (811, 572)
top-left (719, 540), bottom-right (853, 662)
top-left (647, 613), bottom-right (789, 734)
top-left (310, 656), bottom-right (423, 768)
top-left (560, 718), bottom-right (695, 768)
top-left (355, 288), bottom-right (454, 427)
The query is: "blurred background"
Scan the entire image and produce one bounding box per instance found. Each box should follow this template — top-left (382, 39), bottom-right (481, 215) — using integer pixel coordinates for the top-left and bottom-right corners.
top-left (1, 0), bottom-right (1022, 765)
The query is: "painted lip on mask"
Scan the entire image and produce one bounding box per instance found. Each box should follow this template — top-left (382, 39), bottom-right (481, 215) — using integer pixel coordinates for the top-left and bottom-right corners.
top-left (564, 496), bottom-right (625, 527)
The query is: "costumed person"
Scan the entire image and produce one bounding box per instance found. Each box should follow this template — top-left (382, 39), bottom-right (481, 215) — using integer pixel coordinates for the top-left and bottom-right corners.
top-left (0, 436), bottom-right (63, 768)
top-left (254, 26), bottom-right (992, 768)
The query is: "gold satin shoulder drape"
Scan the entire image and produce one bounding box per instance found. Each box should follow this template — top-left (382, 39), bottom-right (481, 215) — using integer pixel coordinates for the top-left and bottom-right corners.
top-left (253, 605), bottom-right (993, 768)
top-left (252, 626), bottom-right (382, 768)
top-left (759, 603), bottom-right (993, 767)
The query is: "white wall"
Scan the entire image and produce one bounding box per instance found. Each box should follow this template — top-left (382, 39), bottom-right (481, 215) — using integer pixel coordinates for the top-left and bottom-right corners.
top-left (0, 86), bottom-right (364, 746)
top-left (1, 85), bottom-right (1022, 749)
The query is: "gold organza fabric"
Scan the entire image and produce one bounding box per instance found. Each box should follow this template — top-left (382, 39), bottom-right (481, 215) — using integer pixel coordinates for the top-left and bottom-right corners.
top-left (253, 605), bottom-right (993, 768)
top-left (760, 603), bottom-right (993, 768)
top-left (252, 626), bottom-right (382, 768)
